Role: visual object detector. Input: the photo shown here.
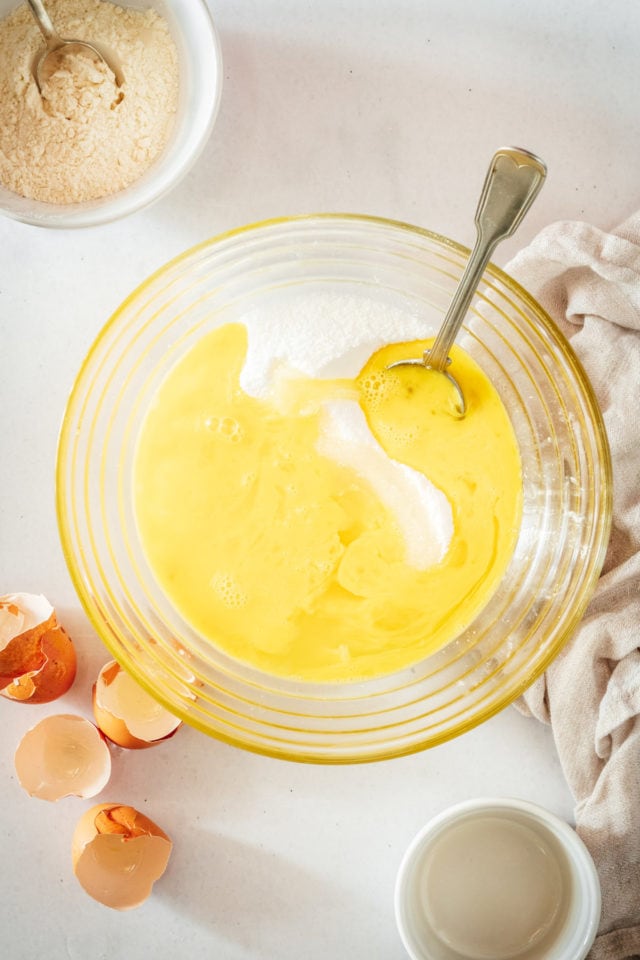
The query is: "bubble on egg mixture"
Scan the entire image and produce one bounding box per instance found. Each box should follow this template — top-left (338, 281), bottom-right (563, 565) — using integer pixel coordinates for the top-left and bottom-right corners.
top-left (205, 415), bottom-right (245, 444)
top-left (359, 371), bottom-right (397, 410)
top-left (236, 292), bottom-right (453, 571)
top-left (210, 572), bottom-right (247, 609)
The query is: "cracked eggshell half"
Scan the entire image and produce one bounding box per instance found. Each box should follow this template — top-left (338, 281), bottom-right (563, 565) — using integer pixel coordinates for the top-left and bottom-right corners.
top-left (14, 714), bottom-right (111, 801)
top-left (92, 660), bottom-right (181, 749)
top-left (72, 803), bottom-right (173, 910)
top-left (0, 593), bottom-right (77, 703)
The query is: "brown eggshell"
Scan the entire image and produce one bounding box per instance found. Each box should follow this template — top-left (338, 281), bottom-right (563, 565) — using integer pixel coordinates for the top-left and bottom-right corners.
top-left (92, 681), bottom-right (152, 750)
top-left (0, 613), bottom-right (77, 703)
top-left (92, 660), bottom-right (181, 749)
top-left (72, 803), bottom-right (172, 910)
top-left (14, 714), bottom-right (111, 801)
top-left (0, 594), bottom-right (53, 683)
top-left (0, 594), bottom-right (76, 703)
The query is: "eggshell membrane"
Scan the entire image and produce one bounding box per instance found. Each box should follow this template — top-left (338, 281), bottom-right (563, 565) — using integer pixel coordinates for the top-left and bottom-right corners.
top-left (0, 594), bottom-right (76, 703)
top-left (92, 660), bottom-right (181, 749)
top-left (0, 593), bottom-right (52, 642)
top-left (72, 803), bottom-right (172, 910)
top-left (14, 714), bottom-right (111, 801)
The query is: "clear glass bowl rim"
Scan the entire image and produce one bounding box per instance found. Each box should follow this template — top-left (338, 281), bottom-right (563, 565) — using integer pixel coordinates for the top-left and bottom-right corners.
top-left (56, 212), bottom-right (613, 762)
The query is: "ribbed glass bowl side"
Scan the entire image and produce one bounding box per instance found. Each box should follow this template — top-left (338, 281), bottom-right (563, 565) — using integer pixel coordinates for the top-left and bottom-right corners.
top-left (56, 215), bottom-right (612, 762)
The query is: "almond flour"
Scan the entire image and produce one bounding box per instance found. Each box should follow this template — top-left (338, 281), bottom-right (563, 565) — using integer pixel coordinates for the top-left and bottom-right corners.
top-left (0, 0), bottom-right (179, 204)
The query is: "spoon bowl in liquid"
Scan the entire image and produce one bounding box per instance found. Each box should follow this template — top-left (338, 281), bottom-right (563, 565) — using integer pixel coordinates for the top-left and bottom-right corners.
top-left (387, 147), bottom-right (546, 417)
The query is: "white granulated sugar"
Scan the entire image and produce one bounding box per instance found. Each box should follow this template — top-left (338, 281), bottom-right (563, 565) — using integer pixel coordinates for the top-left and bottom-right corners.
top-left (239, 291), bottom-right (452, 570)
top-left (0, 0), bottom-right (179, 203)
top-left (240, 292), bottom-right (433, 396)
top-left (317, 401), bottom-right (453, 569)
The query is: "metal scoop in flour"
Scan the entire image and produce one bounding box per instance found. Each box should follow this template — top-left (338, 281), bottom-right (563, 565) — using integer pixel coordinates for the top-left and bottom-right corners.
top-left (388, 147), bottom-right (546, 417)
top-left (26, 0), bottom-right (124, 93)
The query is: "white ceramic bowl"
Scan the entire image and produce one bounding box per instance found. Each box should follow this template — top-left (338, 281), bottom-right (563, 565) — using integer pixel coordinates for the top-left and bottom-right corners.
top-left (0, 0), bottom-right (222, 228)
top-left (395, 797), bottom-right (601, 960)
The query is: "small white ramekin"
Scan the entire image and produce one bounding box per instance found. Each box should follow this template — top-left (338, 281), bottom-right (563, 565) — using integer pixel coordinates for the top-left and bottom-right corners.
top-left (395, 797), bottom-right (601, 960)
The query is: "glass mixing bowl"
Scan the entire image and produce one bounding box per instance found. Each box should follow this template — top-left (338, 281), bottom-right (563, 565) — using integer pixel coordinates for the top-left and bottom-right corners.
top-left (0, 0), bottom-right (221, 228)
top-left (57, 215), bottom-right (612, 762)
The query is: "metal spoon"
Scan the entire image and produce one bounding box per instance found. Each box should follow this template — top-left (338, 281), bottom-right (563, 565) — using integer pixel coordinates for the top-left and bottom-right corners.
top-left (26, 0), bottom-right (124, 93)
top-left (388, 146), bottom-right (547, 416)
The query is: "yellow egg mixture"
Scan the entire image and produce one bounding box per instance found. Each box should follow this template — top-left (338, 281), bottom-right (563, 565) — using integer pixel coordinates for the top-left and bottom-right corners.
top-left (133, 323), bottom-right (522, 682)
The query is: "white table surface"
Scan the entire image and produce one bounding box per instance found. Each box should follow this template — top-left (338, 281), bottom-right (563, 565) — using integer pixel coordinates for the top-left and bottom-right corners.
top-left (1, 2), bottom-right (636, 957)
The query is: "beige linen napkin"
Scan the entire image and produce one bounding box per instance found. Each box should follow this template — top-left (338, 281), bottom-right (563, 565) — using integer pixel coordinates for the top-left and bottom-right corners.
top-left (505, 215), bottom-right (640, 960)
